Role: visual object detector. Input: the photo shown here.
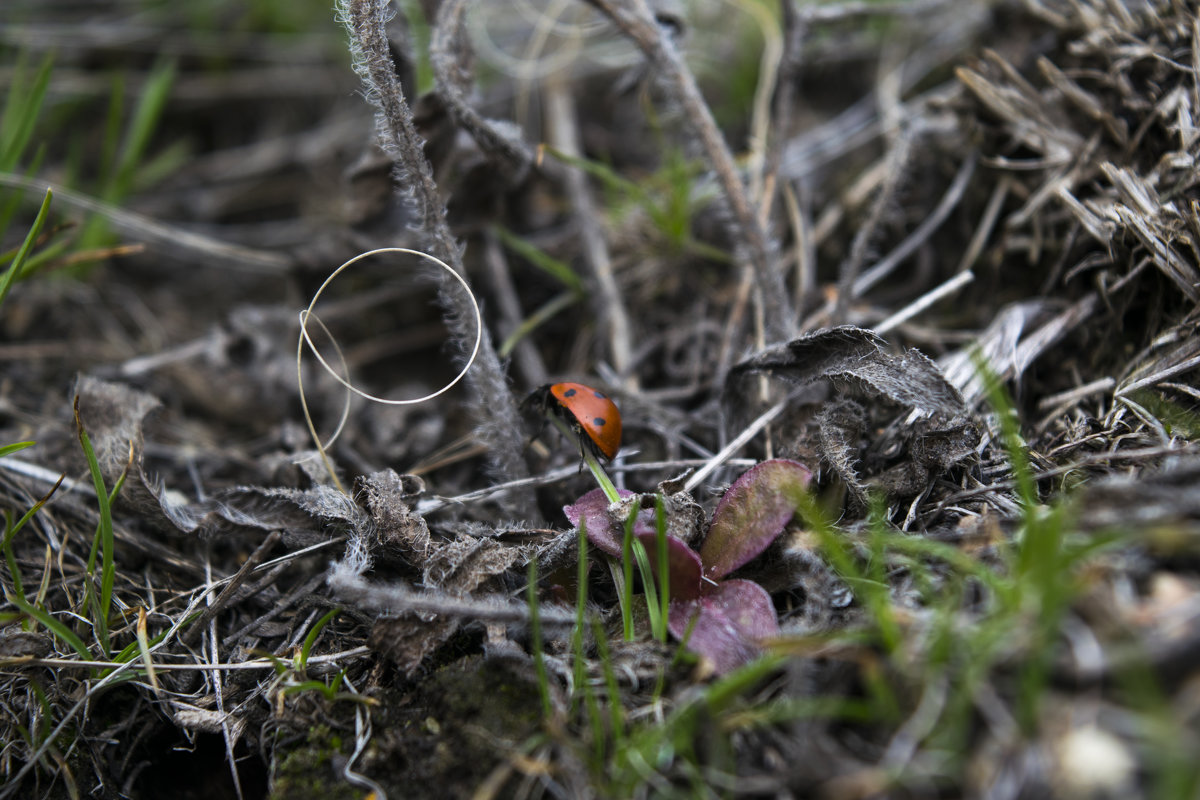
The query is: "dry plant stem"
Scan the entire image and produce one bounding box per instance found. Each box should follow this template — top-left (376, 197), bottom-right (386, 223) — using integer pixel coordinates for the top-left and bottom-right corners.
top-left (780, 20), bottom-right (977, 185)
top-left (342, 0), bottom-right (533, 510)
top-left (684, 398), bottom-right (788, 493)
top-left (5, 648), bottom-right (373, 673)
top-left (414, 457), bottom-right (757, 513)
top-left (584, 0), bottom-right (793, 342)
top-left (725, 260), bottom-right (775, 457)
top-left (339, 673), bottom-right (386, 799)
top-left (0, 662), bottom-right (141, 799)
top-left (1118, 352), bottom-right (1200, 396)
top-left (544, 80), bottom-right (636, 385)
top-left (182, 531), bottom-right (280, 646)
top-left (713, 264), bottom-right (755, 400)
top-left (882, 674), bottom-right (949, 770)
top-left (482, 231), bottom-right (548, 387)
top-left (783, 183), bottom-right (817, 313)
top-left (222, 572), bottom-right (324, 649)
top-left (741, 0), bottom-right (785, 206)
top-left (804, 0), bottom-right (956, 23)
top-left (344, 0), bottom-right (443, 235)
top-left (955, 174), bottom-right (1010, 274)
top-left (875, 270), bottom-right (975, 335)
top-left (0, 173), bottom-right (289, 274)
top-left (195, 553), bottom-right (244, 800)
top-left (760, 0), bottom-right (808, 220)
top-left (939, 442), bottom-right (1200, 508)
top-left (431, 0), bottom-right (534, 179)
top-left (329, 571), bottom-right (577, 628)
top-left (209, 612), bottom-right (243, 800)
top-left (836, 124), bottom-right (914, 320)
top-left (853, 151), bottom-right (979, 296)
top-left (1036, 377), bottom-right (1116, 412)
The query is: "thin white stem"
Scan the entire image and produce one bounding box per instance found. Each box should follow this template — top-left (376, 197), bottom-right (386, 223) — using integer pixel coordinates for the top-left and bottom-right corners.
top-left (684, 399), bottom-right (788, 493)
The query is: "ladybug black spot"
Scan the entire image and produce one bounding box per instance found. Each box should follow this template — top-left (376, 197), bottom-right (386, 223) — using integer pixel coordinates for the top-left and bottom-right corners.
top-left (594, 417), bottom-right (606, 426)
top-left (564, 388), bottom-right (577, 397)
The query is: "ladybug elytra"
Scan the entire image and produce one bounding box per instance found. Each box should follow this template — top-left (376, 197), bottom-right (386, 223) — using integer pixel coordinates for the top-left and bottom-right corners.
top-left (528, 382), bottom-right (622, 461)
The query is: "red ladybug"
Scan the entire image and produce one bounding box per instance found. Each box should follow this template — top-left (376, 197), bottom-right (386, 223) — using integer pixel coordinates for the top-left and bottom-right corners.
top-left (528, 382), bottom-right (622, 461)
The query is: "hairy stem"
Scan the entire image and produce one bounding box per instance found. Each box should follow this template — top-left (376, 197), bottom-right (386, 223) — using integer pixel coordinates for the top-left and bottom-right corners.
top-left (340, 0), bottom-right (534, 512)
top-left (430, 0), bottom-right (534, 181)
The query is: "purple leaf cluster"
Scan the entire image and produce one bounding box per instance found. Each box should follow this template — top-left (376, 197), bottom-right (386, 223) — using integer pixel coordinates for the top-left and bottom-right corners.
top-left (564, 459), bottom-right (812, 674)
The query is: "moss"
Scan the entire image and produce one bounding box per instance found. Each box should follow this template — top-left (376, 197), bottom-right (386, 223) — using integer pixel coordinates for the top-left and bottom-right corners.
top-left (270, 724), bottom-right (363, 800)
top-left (362, 655), bottom-right (547, 799)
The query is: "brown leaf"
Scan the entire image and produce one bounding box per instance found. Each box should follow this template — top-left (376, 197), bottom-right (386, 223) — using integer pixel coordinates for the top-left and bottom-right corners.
top-left (360, 469), bottom-right (431, 560)
top-left (727, 327), bottom-right (980, 503)
top-left (728, 326), bottom-right (970, 419)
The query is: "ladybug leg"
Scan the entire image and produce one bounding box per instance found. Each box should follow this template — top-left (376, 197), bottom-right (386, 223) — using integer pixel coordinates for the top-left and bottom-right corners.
top-left (524, 415), bottom-right (548, 456)
top-left (574, 426), bottom-right (588, 470)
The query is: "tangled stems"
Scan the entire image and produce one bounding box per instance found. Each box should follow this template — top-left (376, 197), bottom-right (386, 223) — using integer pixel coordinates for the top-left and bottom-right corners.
top-left (338, 0), bottom-right (534, 512)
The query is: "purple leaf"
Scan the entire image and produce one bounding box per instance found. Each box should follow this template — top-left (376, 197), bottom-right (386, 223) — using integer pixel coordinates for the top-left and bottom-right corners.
top-left (564, 488), bottom-right (635, 557)
top-left (667, 580), bottom-right (780, 674)
top-left (708, 579), bottom-right (780, 639)
top-left (700, 459), bottom-right (812, 580)
top-left (635, 531), bottom-right (702, 601)
top-left (564, 489), bottom-right (703, 599)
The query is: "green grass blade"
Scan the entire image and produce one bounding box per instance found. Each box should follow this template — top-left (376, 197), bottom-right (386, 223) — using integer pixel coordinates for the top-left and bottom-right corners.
top-left (540, 147), bottom-right (646, 207)
top-left (629, 537), bottom-right (664, 642)
top-left (79, 60), bottom-right (175, 250)
top-left (324, 668), bottom-right (346, 699)
top-left (620, 498), bottom-right (640, 641)
top-left (2, 472), bottom-right (64, 609)
top-left (591, 617), bottom-right (625, 750)
top-left (110, 624), bottom-right (170, 666)
top-left (722, 696), bottom-right (875, 728)
top-left (572, 518), bottom-right (590, 717)
top-left (654, 496), bottom-right (670, 642)
top-left (971, 348), bottom-right (1037, 511)
top-left (34, 543), bottom-right (52, 608)
top-left (580, 659), bottom-right (606, 765)
top-left (527, 559), bottom-right (553, 719)
top-left (0, 441), bottom-right (35, 458)
top-left (875, 530), bottom-right (1009, 594)
top-left (74, 396), bottom-right (116, 657)
top-left (3, 512), bottom-right (25, 603)
top-left (492, 226), bottom-right (585, 293)
top-left (0, 189), bottom-right (52, 311)
top-left (281, 679), bottom-right (340, 697)
top-left (8, 594), bottom-right (92, 661)
top-left (700, 653), bottom-right (787, 711)
top-left (136, 607), bottom-right (161, 694)
top-left (110, 60), bottom-right (176, 200)
top-left (298, 608), bottom-right (339, 669)
top-left (27, 677), bottom-right (53, 746)
top-left (97, 73), bottom-right (126, 195)
top-left (499, 291), bottom-right (577, 357)
top-left (787, 482), bottom-right (866, 588)
top-left (864, 498), bottom-right (901, 653)
top-left (0, 54), bottom-right (54, 172)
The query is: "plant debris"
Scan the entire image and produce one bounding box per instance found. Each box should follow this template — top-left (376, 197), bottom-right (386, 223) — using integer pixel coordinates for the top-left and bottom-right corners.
top-left (3, 0), bottom-right (1200, 798)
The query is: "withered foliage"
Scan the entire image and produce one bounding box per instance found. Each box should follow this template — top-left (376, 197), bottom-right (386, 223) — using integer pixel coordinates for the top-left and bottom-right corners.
top-left (2, 0), bottom-right (1200, 798)
top-left (727, 326), bottom-right (980, 508)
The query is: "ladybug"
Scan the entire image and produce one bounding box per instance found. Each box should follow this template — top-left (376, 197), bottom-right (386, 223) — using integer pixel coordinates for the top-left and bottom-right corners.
top-left (527, 382), bottom-right (622, 461)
